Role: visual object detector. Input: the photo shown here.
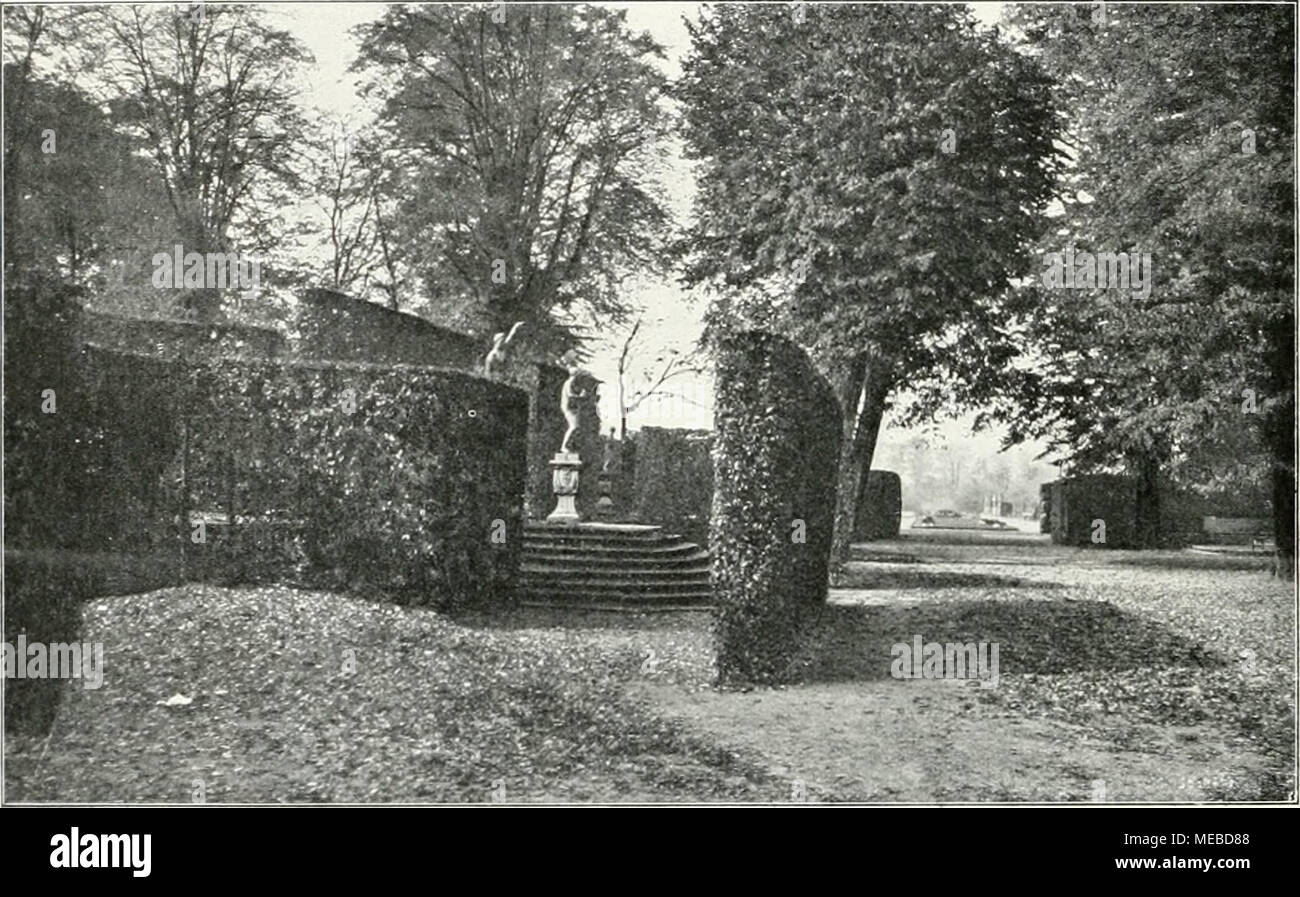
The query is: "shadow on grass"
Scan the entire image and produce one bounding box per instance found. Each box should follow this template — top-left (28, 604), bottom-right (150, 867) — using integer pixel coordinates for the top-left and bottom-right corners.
top-left (833, 565), bottom-right (1065, 591)
top-left (1100, 551), bottom-right (1273, 573)
top-left (790, 598), bottom-right (1226, 684)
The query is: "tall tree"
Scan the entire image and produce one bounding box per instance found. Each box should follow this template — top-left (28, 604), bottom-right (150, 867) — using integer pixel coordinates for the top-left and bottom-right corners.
top-left (302, 119), bottom-right (384, 297)
top-left (999, 4), bottom-right (1293, 571)
top-left (677, 4), bottom-right (1062, 568)
top-left (352, 3), bottom-right (674, 359)
top-left (2, 5), bottom-right (101, 279)
top-left (95, 4), bottom-right (312, 318)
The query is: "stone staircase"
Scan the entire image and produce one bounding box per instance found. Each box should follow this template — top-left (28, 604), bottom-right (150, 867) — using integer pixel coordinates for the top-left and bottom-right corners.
top-left (519, 521), bottom-right (713, 609)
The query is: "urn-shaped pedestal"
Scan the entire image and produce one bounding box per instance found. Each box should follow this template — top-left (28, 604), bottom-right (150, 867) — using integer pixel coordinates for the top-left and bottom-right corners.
top-left (547, 451), bottom-right (583, 524)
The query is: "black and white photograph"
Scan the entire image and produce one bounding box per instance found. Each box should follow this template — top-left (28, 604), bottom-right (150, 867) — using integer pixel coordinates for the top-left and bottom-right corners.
top-left (2, 0), bottom-right (1295, 828)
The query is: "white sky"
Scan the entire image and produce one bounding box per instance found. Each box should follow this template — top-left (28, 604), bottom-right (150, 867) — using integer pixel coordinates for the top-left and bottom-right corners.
top-left (280, 2), bottom-right (1021, 446)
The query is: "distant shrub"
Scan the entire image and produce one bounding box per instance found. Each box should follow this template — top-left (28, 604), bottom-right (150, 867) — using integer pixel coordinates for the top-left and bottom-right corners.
top-left (3, 551), bottom-right (105, 736)
top-left (711, 330), bottom-right (841, 685)
top-left (853, 470), bottom-right (902, 541)
top-left (632, 427), bottom-right (713, 545)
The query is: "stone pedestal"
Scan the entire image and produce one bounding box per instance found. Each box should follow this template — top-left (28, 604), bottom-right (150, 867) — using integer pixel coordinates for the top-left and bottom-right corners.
top-left (593, 470), bottom-right (617, 521)
top-left (547, 451), bottom-right (583, 524)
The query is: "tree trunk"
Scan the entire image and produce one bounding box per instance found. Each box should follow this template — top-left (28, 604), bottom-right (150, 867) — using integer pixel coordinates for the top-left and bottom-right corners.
top-left (830, 354), bottom-right (891, 573)
top-left (1132, 448), bottom-right (1162, 550)
top-left (1264, 309), bottom-right (1295, 579)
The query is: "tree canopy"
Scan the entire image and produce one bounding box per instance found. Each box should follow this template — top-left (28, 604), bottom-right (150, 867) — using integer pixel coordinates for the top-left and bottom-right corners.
top-left (677, 2), bottom-right (1064, 564)
top-left (352, 3), bottom-right (674, 358)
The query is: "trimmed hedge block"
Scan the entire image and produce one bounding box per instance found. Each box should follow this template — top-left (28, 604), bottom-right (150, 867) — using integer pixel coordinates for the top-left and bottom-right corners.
top-left (3, 551), bottom-right (106, 736)
top-left (853, 470), bottom-right (902, 541)
top-left (711, 330), bottom-right (842, 685)
top-left (294, 288), bottom-right (480, 369)
top-left (182, 357), bottom-right (529, 607)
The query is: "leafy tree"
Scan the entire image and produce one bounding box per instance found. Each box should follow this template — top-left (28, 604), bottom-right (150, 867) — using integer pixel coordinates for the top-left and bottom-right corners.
top-left (352, 3), bottom-right (674, 359)
top-left (677, 3), bottom-right (1063, 568)
top-left (93, 4), bottom-right (313, 318)
top-left (3, 5), bottom-right (108, 280)
top-left (296, 118), bottom-right (384, 298)
top-left (999, 4), bottom-right (1293, 570)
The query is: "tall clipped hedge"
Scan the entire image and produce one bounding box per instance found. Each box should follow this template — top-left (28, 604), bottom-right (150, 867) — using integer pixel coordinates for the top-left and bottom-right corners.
top-left (5, 280), bottom-right (91, 549)
top-left (180, 357), bottom-right (528, 606)
top-left (3, 551), bottom-right (107, 735)
top-left (711, 330), bottom-right (842, 685)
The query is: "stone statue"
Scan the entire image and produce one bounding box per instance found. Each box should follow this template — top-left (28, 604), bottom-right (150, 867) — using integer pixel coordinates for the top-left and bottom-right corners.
top-left (602, 428), bottom-right (616, 473)
top-left (483, 321), bottom-right (524, 377)
top-left (559, 350), bottom-right (589, 454)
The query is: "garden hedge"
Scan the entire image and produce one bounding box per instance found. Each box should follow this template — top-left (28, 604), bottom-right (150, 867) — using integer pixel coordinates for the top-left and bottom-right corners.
top-left (294, 288), bottom-right (480, 369)
top-left (9, 301), bottom-right (530, 607)
top-left (3, 551), bottom-right (106, 736)
top-left (180, 357), bottom-right (529, 606)
top-left (852, 470), bottom-right (903, 541)
top-left (631, 426), bottom-right (713, 545)
top-left (711, 330), bottom-right (842, 685)
top-left (6, 283), bottom-right (190, 555)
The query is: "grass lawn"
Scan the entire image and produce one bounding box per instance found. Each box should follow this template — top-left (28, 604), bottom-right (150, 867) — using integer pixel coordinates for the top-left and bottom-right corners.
top-left (6, 533), bottom-right (1294, 803)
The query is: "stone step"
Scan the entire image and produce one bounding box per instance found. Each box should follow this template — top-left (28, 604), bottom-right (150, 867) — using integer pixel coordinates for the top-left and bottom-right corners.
top-left (517, 546), bottom-right (707, 559)
top-left (519, 600), bottom-right (712, 612)
top-left (517, 561), bottom-right (707, 577)
top-left (524, 522), bottom-right (668, 541)
top-left (516, 585), bottom-right (714, 605)
top-left (519, 521), bottom-right (712, 608)
top-left (520, 553), bottom-right (710, 572)
top-left (521, 539), bottom-right (704, 557)
top-left (517, 572), bottom-right (707, 592)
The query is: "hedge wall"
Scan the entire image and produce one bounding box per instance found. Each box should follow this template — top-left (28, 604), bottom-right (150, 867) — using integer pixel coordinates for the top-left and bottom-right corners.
top-left (711, 330), bottom-right (842, 685)
top-left (180, 357), bottom-right (528, 606)
top-left (80, 309), bottom-right (285, 360)
top-left (294, 288), bottom-right (480, 370)
top-left (631, 426), bottom-right (713, 545)
top-left (5, 282), bottom-right (91, 549)
top-left (3, 551), bottom-right (106, 735)
top-left (5, 284), bottom-right (183, 554)
top-left (8, 295), bottom-right (530, 607)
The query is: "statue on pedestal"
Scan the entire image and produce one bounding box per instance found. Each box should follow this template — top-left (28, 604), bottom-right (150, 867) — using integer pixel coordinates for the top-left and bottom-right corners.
top-left (548, 349), bottom-right (597, 524)
top-left (559, 350), bottom-right (589, 453)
